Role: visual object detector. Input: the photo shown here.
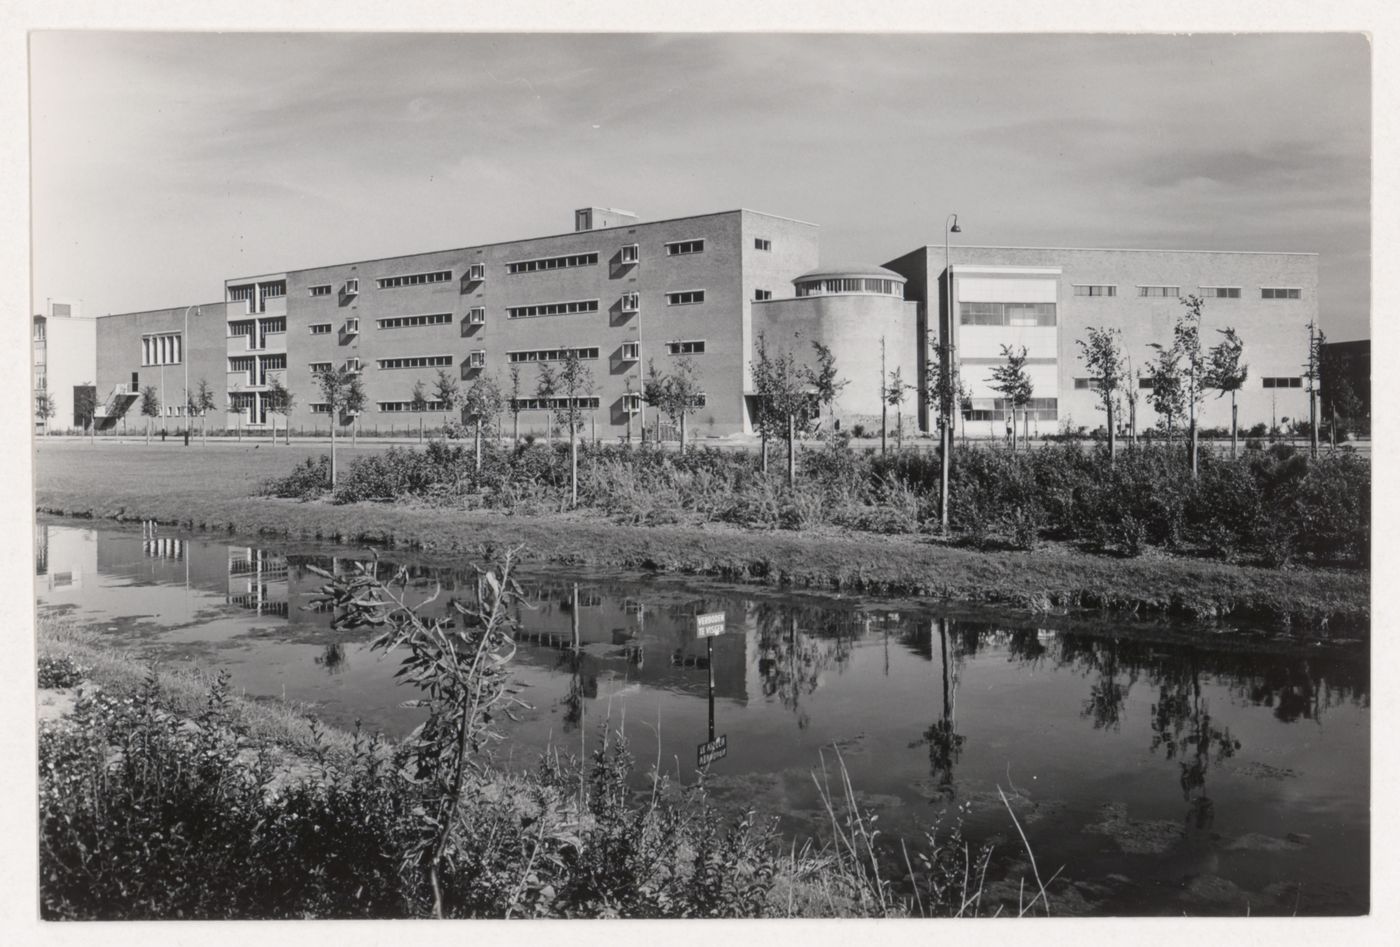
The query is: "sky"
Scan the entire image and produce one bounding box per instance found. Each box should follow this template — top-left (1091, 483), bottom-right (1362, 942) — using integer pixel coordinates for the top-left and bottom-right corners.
top-left (29, 32), bottom-right (1371, 339)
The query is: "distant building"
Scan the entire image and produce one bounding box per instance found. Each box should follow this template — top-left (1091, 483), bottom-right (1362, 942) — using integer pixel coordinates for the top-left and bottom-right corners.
top-left (1320, 339), bottom-right (1370, 419)
top-left (77, 207), bottom-right (1318, 439)
top-left (31, 300), bottom-right (96, 433)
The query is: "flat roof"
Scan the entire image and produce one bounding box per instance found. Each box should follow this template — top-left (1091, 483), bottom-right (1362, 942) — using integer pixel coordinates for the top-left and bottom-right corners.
top-left (245, 207), bottom-right (820, 278)
top-left (916, 244), bottom-right (1318, 257)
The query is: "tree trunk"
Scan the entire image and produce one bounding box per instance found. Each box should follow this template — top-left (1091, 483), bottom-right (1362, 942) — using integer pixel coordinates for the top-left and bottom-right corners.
top-left (352, 420), bottom-right (358, 448)
top-left (513, 412), bottom-right (519, 446)
top-left (1309, 381), bottom-right (1319, 459)
top-left (655, 412), bottom-right (661, 447)
top-left (285, 417), bottom-right (290, 446)
top-left (881, 399), bottom-right (888, 456)
top-left (786, 413), bottom-right (795, 487)
top-left (1230, 396), bottom-right (1238, 459)
top-left (570, 430), bottom-right (578, 506)
top-left (1108, 400), bottom-right (1117, 466)
top-left (330, 424), bottom-right (338, 487)
top-left (896, 407), bottom-right (903, 450)
top-left (760, 432), bottom-right (769, 474)
top-left (1330, 404), bottom-right (1337, 451)
top-left (145, 417), bottom-right (150, 444)
top-left (419, 415), bottom-right (424, 444)
top-left (1024, 408), bottom-right (1030, 449)
top-left (939, 423), bottom-right (950, 535)
top-left (475, 419), bottom-right (482, 472)
top-left (680, 413), bottom-right (688, 456)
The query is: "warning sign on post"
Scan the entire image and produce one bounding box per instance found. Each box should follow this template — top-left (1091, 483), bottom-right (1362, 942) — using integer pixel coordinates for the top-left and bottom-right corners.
top-left (697, 734), bottom-right (728, 767)
top-left (695, 612), bottom-right (726, 638)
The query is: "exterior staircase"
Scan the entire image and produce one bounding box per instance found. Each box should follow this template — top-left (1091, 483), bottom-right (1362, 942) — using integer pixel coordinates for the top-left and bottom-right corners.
top-left (94, 384), bottom-right (140, 430)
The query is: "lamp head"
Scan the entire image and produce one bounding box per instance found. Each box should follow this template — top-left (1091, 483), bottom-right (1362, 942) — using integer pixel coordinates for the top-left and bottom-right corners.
top-left (949, 214), bottom-right (962, 234)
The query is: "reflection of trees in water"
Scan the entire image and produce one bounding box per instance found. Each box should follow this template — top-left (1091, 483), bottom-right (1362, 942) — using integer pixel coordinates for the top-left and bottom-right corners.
top-left (908, 619), bottom-right (965, 799)
top-left (315, 641), bottom-right (347, 675)
top-left (753, 603), bottom-right (860, 730)
top-left (1148, 657), bottom-right (1241, 829)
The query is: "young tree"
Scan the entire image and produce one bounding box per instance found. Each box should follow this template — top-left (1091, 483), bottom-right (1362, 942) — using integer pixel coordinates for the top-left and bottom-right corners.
top-left (34, 389), bottom-right (56, 436)
top-left (885, 367), bottom-right (909, 449)
top-left (265, 375), bottom-right (295, 445)
top-left (926, 336), bottom-right (963, 532)
top-left (1304, 322), bottom-right (1325, 459)
top-left (1171, 295), bottom-right (1209, 477)
top-left (989, 345), bottom-right (1033, 452)
top-left (1144, 344), bottom-right (1186, 445)
top-left (806, 340), bottom-right (848, 445)
top-left (534, 361), bottom-right (558, 444)
top-left (194, 379), bottom-right (216, 443)
top-left (315, 366), bottom-right (366, 486)
top-left (1124, 355), bottom-right (1141, 449)
top-left (748, 335), bottom-right (814, 483)
top-left (646, 355), bottom-right (705, 459)
top-left (507, 363), bottom-right (524, 446)
top-left (462, 374), bottom-right (504, 473)
top-left (1204, 327), bottom-right (1248, 458)
top-left (139, 386), bottom-right (160, 443)
top-left (642, 360), bottom-right (667, 446)
top-left (74, 384), bottom-right (97, 441)
top-left (1077, 327), bottom-right (1126, 465)
top-left (410, 379), bottom-right (429, 443)
top-left (555, 351), bottom-right (595, 505)
top-left (432, 367), bottom-right (459, 435)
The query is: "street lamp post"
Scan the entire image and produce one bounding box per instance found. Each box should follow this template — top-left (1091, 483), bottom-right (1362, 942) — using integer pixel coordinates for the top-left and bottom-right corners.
top-left (940, 214), bottom-right (961, 534)
top-left (183, 305), bottom-right (199, 446)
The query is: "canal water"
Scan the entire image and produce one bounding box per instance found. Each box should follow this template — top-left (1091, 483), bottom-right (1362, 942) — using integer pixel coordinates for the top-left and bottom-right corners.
top-left (34, 515), bottom-right (1369, 916)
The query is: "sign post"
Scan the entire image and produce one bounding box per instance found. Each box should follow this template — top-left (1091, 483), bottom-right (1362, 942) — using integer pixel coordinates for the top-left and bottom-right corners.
top-left (695, 611), bottom-right (728, 767)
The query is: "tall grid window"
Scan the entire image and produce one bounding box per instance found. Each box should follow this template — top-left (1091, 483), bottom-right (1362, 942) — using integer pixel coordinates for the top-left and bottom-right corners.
top-left (142, 333), bottom-right (182, 366)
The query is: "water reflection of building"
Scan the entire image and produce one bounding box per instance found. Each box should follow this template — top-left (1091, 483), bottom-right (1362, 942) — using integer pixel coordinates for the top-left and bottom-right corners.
top-left (34, 521), bottom-right (96, 593)
top-left (227, 547), bottom-right (290, 617)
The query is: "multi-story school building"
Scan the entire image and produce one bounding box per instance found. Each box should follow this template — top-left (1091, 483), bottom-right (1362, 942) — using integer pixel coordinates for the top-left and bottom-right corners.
top-left (41, 205), bottom-right (1320, 438)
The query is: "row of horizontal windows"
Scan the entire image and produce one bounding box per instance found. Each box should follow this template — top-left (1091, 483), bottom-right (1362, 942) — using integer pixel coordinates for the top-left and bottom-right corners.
top-left (308, 362), bottom-right (333, 373)
top-left (960, 302), bottom-right (1057, 327)
top-left (377, 400), bottom-right (447, 412)
top-left (507, 347), bottom-right (600, 363)
top-left (309, 285), bottom-right (333, 297)
top-left (1070, 285), bottom-right (1303, 300)
top-left (506, 253), bottom-right (598, 275)
top-left (377, 270), bottom-right (453, 289)
top-left (666, 340), bottom-right (705, 355)
top-left (507, 299), bottom-right (600, 319)
top-left (262, 317), bottom-right (286, 333)
top-left (377, 355), bottom-right (454, 370)
top-left (795, 278), bottom-right (903, 298)
top-left (377, 312), bottom-right (453, 329)
top-left (228, 281), bottom-right (286, 301)
top-left (310, 323), bottom-right (332, 334)
top-left (1075, 376), bottom-right (1306, 391)
top-left (511, 397), bottom-right (603, 411)
top-left (665, 240), bottom-right (704, 256)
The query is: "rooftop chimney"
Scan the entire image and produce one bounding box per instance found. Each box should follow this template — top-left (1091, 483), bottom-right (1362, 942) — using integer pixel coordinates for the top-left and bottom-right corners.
top-left (574, 207), bottom-right (639, 232)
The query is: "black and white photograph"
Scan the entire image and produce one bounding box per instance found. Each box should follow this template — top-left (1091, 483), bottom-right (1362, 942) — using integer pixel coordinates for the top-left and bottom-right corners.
top-left (5, 6), bottom-right (1391, 939)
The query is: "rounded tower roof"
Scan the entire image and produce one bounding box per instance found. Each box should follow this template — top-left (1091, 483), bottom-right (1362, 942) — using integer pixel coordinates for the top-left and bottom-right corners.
top-left (793, 262), bottom-right (907, 284)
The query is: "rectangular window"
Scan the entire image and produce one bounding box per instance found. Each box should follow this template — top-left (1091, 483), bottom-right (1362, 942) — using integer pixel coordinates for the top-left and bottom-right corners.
top-left (261, 317), bottom-right (286, 333)
top-left (310, 403), bottom-right (332, 414)
top-left (467, 307), bottom-right (487, 325)
top-left (506, 299), bottom-right (600, 320)
top-left (1202, 286), bottom-right (1241, 299)
top-left (620, 341), bottom-right (640, 361)
top-left (621, 244), bottom-right (639, 264)
top-left (665, 239), bottom-right (705, 256)
top-left (228, 285), bottom-right (255, 303)
top-left (666, 290), bottom-right (706, 306)
top-left (376, 312), bottom-right (453, 330)
top-left (505, 252), bottom-right (598, 275)
top-left (958, 302), bottom-right (1057, 327)
top-left (1262, 287), bottom-right (1302, 300)
top-left (309, 285), bottom-right (332, 297)
top-left (376, 270), bottom-right (453, 289)
top-left (622, 392), bottom-right (641, 412)
top-left (620, 292), bottom-right (640, 312)
top-left (309, 323), bottom-right (333, 335)
top-left (308, 362), bottom-right (332, 374)
top-left (1073, 378), bottom-right (1101, 391)
top-left (1137, 286), bottom-right (1180, 298)
top-left (754, 238), bottom-right (771, 251)
top-left (376, 355), bottom-right (454, 370)
top-left (261, 281), bottom-right (286, 298)
top-left (506, 347), bottom-right (601, 363)
top-left (1262, 377), bottom-right (1304, 388)
top-left (377, 400), bottom-right (447, 412)
top-left (754, 289), bottom-right (773, 301)
top-left (467, 263), bottom-right (486, 281)
top-left (467, 351), bottom-right (486, 369)
top-left (991, 397), bottom-right (1058, 420)
top-left (1139, 378), bottom-right (1155, 389)
top-left (665, 340), bottom-right (706, 355)
top-left (1072, 285), bottom-right (1116, 297)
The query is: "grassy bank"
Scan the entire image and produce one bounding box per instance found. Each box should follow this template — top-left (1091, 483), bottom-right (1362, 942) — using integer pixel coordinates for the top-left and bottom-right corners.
top-left (35, 441), bottom-right (1369, 632)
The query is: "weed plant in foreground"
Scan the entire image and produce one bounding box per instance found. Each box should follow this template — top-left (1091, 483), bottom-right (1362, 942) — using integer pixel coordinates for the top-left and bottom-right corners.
top-left (38, 552), bottom-right (1053, 920)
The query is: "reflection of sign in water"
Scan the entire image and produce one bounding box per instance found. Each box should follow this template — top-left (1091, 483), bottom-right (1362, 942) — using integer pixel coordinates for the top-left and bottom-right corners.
top-left (695, 611), bottom-right (726, 638)
top-left (697, 734), bottom-right (727, 767)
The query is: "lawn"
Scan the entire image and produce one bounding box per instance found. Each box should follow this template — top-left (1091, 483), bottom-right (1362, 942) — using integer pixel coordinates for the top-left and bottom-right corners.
top-left (33, 440), bottom-right (1369, 633)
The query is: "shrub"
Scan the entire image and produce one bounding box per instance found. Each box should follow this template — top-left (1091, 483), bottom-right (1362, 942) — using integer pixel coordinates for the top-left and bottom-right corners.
top-left (260, 455), bottom-right (330, 499)
top-left (37, 655), bottom-right (86, 689)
